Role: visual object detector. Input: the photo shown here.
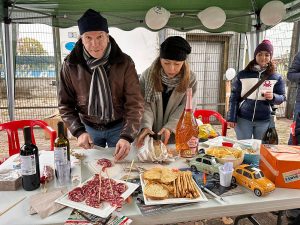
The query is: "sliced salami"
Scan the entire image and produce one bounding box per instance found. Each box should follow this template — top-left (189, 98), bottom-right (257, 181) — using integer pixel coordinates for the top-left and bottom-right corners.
top-left (68, 187), bottom-right (85, 202)
top-left (97, 158), bottom-right (113, 171)
top-left (85, 197), bottom-right (101, 208)
top-left (114, 183), bottom-right (128, 194)
top-left (68, 175), bottom-right (126, 209)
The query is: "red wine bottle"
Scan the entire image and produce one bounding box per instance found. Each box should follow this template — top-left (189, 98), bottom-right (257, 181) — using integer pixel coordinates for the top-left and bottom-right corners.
top-left (20, 126), bottom-right (40, 191)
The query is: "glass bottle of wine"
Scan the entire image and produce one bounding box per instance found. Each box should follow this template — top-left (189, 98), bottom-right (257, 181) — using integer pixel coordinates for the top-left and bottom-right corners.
top-left (20, 126), bottom-right (40, 191)
top-left (54, 121), bottom-right (71, 181)
top-left (262, 107), bottom-right (278, 145)
top-left (175, 88), bottom-right (199, 158)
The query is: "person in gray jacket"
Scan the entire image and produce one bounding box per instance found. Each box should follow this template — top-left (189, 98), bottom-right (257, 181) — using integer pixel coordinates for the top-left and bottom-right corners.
top-left (136, 36), bottom-right (197, 148)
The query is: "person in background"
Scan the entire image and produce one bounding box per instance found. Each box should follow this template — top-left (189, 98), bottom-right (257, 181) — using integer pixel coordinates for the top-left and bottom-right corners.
top-left (227, 40), bottom-right (286, 140)
top-left (58, 9), bottom-right (144, 161)
top-left (287, 51), bottom-right (300, 144)
top-left (136, 36), bottom-right (197, 148)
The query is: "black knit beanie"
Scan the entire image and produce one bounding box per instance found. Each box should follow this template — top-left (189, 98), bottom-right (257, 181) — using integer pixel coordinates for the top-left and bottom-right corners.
top-left (78, 9), bottom-right (109, 35)
top-left (160, 36), bottom-right (191, 61)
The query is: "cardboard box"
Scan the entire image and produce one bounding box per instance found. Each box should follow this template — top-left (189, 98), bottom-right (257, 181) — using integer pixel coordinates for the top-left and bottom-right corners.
top-left (44, 113), bottom-right (66, 139)
top-left (260, 144), bottom-right (300, 189)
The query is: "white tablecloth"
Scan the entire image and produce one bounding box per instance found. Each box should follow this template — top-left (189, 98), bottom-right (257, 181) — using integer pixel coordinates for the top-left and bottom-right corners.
top-left (0, 148), bottom-right (300, 225)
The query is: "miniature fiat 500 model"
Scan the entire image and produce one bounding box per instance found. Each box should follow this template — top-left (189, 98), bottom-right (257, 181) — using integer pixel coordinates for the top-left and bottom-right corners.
top-left (188, 154), bottom-right (222, 179)
top-left (232, 164), bottom-right (275, 197)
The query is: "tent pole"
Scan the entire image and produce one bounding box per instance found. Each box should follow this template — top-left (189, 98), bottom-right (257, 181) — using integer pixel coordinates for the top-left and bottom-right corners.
top-left (2, 16), bottom-right (15, 121)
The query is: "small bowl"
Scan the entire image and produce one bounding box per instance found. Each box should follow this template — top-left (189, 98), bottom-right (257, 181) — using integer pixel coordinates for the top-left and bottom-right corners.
top-left (217, 153), bottom-right (244, 168)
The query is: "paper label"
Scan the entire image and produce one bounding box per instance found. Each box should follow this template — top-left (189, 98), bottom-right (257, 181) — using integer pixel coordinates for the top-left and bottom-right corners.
top-left (20, 155), bottom-right (36, 175)
top-left (54, 147), bottom-right (68, 164)
top-left (282, 169), bottom-right (300, 183)
top-left (186, 136), bottom-right (199, 155)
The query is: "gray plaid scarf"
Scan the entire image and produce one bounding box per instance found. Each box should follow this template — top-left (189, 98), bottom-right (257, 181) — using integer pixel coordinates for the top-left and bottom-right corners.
top-left (83, 43), bottom-right (114, 123)
top-left (144, 62), bottom-right (182, 102)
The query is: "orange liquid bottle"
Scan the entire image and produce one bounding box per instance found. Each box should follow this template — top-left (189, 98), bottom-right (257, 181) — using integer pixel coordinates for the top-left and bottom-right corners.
top-left (175, 88), bottom-right (199, 158)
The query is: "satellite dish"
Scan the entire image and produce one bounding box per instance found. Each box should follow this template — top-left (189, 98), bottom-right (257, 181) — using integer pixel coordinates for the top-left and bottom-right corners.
top-left (197, 7), bottom-right (226, 29)
top-left (145, 6), bottom-right (170, 30)
top-left (260, 1), bottom-right (286, 26)
top-left (225, 68), bottom-right (236, 80)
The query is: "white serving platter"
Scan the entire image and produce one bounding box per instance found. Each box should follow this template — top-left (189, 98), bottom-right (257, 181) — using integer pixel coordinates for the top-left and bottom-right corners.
top-left (140, 175), bottom-right (208, 205)
top-left (55, 176), bottom-right (139, 218)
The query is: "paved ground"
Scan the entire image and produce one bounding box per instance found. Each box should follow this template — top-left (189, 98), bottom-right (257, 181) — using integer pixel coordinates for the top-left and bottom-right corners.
top-left (0, 117), bottom-right (294, 225)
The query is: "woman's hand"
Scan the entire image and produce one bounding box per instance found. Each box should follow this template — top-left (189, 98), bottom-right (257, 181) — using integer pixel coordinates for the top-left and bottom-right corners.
top-left (228, 122), bottom-right (237, 128)
top-left (158, 128), bottom-right (171, 145)
top-left (264, 91), bottom-right (274, 100)
top-left (135, 128), bottom-right (154, 148)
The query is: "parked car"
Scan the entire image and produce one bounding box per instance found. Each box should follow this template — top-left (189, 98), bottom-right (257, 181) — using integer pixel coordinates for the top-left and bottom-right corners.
top-left (188, 154), bottom-right (222, 179)
top-left (232, 164), bottom-right (275, 197)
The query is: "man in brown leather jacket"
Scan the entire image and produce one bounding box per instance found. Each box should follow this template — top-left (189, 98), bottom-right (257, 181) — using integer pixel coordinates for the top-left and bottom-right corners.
top-left (58, 9), bottom-right (144, 161)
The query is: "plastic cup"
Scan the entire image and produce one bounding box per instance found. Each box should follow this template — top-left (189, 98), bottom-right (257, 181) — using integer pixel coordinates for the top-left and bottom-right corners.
top-left (56, 162), bottom-right (71, 187)
top-left (219, 165), bottom-right (233, 187)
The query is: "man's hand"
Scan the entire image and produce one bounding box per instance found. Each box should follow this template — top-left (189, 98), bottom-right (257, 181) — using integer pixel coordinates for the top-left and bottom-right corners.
top-left (228, 122), bottom-right (237, 128)
top-left (114, 139), bottom-right (131, 161)
top-left (158, 128), bottom-right (171, 145)
top-left (77, 132), bottom-right (94, 149)
top-left (135, 128), bottom-right (155, 148)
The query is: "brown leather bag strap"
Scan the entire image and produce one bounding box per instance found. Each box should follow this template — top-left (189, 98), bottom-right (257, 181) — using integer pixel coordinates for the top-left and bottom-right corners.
top-left (242, 74), bottom-right (270, 100)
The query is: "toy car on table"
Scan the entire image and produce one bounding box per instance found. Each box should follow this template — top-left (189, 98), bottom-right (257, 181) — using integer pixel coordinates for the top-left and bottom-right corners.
top-left (232, 164), bottom-right (275, 197)
top-left (188, 154), bottom-right (221, 179)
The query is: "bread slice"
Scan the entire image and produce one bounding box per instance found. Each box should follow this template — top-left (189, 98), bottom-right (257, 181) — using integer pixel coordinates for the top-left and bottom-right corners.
top-left (144, 183), bottom-right (169, 200)
top-left (143, 168), bottom-right (162, 181)
top-left (160, 168), bottom-right (178, 184)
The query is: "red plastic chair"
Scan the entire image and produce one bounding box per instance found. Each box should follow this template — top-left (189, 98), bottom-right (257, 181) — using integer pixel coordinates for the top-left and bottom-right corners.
top-left (290, 122), bottom-right (297, 145)
top-left (0, 120), bottom-right (57, 156)
top-left (194, 109), bottom-right (228, 136)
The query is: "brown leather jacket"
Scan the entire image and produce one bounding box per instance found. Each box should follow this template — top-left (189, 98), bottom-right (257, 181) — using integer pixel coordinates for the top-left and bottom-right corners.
top-left (58, 36), bottom-right (144, 143)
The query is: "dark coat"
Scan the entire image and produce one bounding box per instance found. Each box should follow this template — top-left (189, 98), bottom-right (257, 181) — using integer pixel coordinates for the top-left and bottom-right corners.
top-left (227, 69), bottom-right (286, 122)
top-left (58, 36), bottom-right (144, 142)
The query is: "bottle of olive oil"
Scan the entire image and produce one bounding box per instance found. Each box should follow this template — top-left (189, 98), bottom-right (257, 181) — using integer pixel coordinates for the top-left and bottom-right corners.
top-left (54, 121), bottom-right (70, 179)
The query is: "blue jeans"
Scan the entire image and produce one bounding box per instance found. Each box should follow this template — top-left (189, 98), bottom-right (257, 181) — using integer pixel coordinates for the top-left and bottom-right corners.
top-left (84, 122), bottom-right (123, 147)
top-left (288, 101), bottom-right (300, 144)
top-left (234, 117), bottom-right (270, 140)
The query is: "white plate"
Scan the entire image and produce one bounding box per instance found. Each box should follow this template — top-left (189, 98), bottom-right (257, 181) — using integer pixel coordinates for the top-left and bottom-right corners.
top-left (87, 159), bottom-right (125, 179)
top-left (55, 176), bottom-right (139, 218)
top-left (140, 175), bottom-right (208, 205)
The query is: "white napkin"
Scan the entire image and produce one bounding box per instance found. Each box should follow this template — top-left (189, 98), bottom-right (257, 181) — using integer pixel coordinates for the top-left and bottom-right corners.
top-left (29, 187), bottom-right (67, 218)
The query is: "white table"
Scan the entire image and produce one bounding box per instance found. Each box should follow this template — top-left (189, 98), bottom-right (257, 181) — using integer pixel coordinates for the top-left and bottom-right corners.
top-left (0, 148), bottom-right (300, 225)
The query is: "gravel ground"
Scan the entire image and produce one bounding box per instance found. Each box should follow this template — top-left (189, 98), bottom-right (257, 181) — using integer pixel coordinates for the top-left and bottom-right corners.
top-left (0, 117), bottom-right (294, 225)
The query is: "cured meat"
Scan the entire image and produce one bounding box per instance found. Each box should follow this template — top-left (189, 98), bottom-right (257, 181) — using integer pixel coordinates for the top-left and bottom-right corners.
top-left (114, 183), bottom-right (128, 194)
top-left (68, 187), bottom-right (85, 202)
top-left (68, 175), bottom-right (126, 209)
top-left (97, 158), bottom-right (113, 171)
top-left (85, 197), bottom-right (101, 208)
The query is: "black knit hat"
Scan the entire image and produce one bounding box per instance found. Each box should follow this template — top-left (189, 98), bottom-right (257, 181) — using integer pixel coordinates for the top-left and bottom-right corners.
top-left (160, 36), bottom-right (191, 61)
top-left (78, 9), bottom-right (109, 35)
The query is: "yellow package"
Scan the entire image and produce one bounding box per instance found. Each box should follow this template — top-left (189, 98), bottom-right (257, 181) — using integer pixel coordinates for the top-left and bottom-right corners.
top-left (198, 124), bottom-right (218, 139)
